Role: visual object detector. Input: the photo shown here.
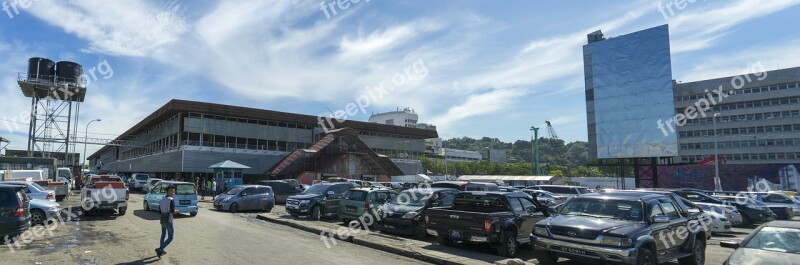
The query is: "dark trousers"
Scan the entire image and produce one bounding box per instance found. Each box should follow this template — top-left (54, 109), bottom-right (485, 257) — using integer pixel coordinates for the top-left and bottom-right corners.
top-left (160, 223), bottom-right (174, 252)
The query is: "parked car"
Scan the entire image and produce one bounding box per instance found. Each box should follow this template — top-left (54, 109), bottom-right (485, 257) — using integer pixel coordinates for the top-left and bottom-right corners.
top-left (694, 202), bottom-right (741, 227)
top-left (213, 185), bottom-right (274, 213)
top-left (498, 186), bottom-right (521, 192)
top-left (256, 180), bottom-right (303, 204)
top-left (693, 203), bottom-right (733, 234)
top-left (376, 188), bottom-right (458, 238)
top-left (130, 173), bottom-right (149, 191)
top-left (712, 194), bottom-right (776, 227)
top-left (430, 181), bottom-right (500, 191)
top-left (720, 221), bottom-right (800, 265)
top-left (285, 182), bottom-right (355, 220)
top-left (743, 192), bottom-right (800, 217)
top-left (427, 191), bottom-right (550, 257)
top-left (347, 179), bottom-right (368, 187)
top-left (143, 178), bottom-right (163, 193)
top-left (669, 190), bottom-right (742, 224)
top-left (1, 181), bottom-right (56, 202)
top-left (521, 189), bottom-right (567, 206)
top-left (143, 181), bottom-right (198, 217)
top-left (338, 188), bottom-right (397, 225)
top-left (29, 198), bottom-right (61, 226)
top-left (0, 184), bottom-right (31, 240)
top-left (531, 190), bottom-right (709, 265)
top-left (279, 179), bottom-right (303, 191)
top-left (81, 175), bottom-right (128, 216)
top-left (528, 185), bottom-right (590, 199)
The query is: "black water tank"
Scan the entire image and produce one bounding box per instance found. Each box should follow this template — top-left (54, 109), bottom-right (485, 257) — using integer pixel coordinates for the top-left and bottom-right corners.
top-left (55, 61), bottom-right (83, 84)
top-left (28, 57), bottom-right (56, 81)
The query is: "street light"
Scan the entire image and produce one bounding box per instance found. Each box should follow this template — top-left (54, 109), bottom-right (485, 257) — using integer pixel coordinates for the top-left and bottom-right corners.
top-left (713, 113), bottom-right (721, 191)
top-left (83, 119), bottom-right (101, 170)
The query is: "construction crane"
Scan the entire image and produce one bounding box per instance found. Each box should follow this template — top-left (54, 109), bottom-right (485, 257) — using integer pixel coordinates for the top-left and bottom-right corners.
top-left (545, 121), bottom-right (559, 139)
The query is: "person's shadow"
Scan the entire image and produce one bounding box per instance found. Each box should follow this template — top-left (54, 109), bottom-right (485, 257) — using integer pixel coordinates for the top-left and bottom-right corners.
top-left (115, 255), bottom-right (161, 265)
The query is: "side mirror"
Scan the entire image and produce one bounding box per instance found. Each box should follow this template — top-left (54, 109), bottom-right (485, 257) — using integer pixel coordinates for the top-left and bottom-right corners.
top-left (719, 241), bottom-right (740, 249)
top-left (326, 191), bottom-right (335, 197)
top-left (653, 215), bottom-right (670, 223)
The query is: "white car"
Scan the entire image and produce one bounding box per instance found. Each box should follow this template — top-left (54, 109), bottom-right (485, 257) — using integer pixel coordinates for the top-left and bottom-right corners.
top-left (695, 202), bottom-right (742, 225)
top-left (143, 178), bottom-right (163, 193)
top-left (1, 181), bottom-right (56, 202)
top-left (699, 206), bottom-right (732, 234)
top-left (130, 173), bottom-right (150, 191)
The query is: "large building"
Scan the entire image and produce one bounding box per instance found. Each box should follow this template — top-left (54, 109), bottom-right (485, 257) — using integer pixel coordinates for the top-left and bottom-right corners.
top-left (583, 24), bottom-right (800, 190)
top-left (674, 67), bottom-right (800, 164)
top-left (88, 99), bottom-right (438, 183)
top-left (369, 107), bottom-right (437, 130)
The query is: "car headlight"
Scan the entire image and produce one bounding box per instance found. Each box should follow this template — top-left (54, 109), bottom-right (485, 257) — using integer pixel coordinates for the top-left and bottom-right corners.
top-left (601, 236), bottom-right (632, 247)
top-left (402, 211), bottom-right (419, 219)
top-left (299, 200), bottom-right (311, 205)
top-left (534, 227), bottom-right (549, 237)
top-left (222, 197), bottom-right (231, 202)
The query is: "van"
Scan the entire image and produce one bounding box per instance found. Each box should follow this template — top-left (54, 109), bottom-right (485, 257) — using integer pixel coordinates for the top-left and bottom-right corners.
top-left (213, 185), bottom-right (275, 213)
top-left (130, 173), bottom-right (149, 191)
top-left (143, 181), bottom-right (199, 217)
top-left (255, 180), bottom-right (302, 204)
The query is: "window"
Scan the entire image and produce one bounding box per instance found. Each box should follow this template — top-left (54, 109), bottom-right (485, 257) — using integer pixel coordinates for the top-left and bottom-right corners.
top-left (649, 203), bottom-right (665, 219)
top-left (519, 197), bottom-right (537, 212)
top-left (764, 194), bottom-right (791, 203)
top-left (658, 199), bottom-right (680, 219)
top-left (345, 191), bottom-right (367, 201)
top-left (241, 187), bottom-right (255, 196)
top-left (508, 197), bottom-right (525, 215)
top-left (437, 193), bottom-right (456, 207)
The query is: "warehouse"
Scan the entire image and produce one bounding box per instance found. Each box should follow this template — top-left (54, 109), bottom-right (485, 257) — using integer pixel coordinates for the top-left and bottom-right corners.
top-left (88, 99), bottom-right (437, 184)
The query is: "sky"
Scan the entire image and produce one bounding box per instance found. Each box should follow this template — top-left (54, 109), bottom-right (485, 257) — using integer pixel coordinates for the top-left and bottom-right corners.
top-left (1, 0), bottom-right (800, 160)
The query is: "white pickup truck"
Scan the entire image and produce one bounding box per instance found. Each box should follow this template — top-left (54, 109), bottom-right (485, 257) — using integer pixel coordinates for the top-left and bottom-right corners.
top-left (80, 175), bottom-right (129, 216)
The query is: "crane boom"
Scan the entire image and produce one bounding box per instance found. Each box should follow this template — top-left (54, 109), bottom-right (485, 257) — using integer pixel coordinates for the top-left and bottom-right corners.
top-left (545, 120), bottom-right (559, 139)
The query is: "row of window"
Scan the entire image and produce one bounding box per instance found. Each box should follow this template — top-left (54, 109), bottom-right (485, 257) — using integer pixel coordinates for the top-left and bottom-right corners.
top-left (680, 138), bottom-right (800, 150)
top-left (677, 96), bottom-right (800, 114)
top-left (187, 112), bottom-right (317, 130)
top-left (120, 133), bottom-right (180, 160)
top-left (181, 132), bottom-right (312, 151)
top-left (675, 82), bottom-right (798, 102)
top-left (682, 110), bottom-right (800, 126)
top-left (682, 152), bottom-right (800, 162)
top-left (679, 124), bottom-right (800, 138)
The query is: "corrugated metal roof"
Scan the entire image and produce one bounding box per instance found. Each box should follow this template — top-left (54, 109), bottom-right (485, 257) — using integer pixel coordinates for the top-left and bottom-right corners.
top-left (208, 160), bottom-right (251, 169)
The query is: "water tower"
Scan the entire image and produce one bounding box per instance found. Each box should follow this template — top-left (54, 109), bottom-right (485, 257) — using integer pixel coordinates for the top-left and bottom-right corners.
top-left (17, 57), bottom-right (86, 167)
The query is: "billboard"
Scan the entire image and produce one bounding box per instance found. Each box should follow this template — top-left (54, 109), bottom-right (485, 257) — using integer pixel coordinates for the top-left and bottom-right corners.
top-left (651, 163), bottom-right (800, 191)
top-left (584, 25), bottom-right (678, 159)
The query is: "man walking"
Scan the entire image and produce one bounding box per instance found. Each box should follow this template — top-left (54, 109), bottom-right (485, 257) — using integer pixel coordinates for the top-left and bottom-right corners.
top-left (156, 185), bottom-right (179, 258)
top-left (205, 179), bottom-right (212, 201)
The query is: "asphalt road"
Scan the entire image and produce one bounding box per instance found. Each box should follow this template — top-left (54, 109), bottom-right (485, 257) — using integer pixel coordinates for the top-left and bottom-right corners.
top-left (0, 193), bottom-right (428, 265)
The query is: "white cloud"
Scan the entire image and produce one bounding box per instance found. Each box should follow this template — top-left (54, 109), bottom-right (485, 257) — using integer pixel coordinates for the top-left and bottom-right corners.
top-left (27, 0), bottom-right (188, 56)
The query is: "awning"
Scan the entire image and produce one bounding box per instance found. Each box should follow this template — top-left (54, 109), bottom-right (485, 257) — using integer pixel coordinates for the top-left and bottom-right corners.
top-left (457, 175), bottom-right (555, 182)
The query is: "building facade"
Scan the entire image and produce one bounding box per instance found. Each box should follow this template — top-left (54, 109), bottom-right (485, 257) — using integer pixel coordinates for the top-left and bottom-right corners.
top-left (369, 107), bottom-right (437, 130)
top-left (88, 100), bottom-right (437, 182)
top-left (674, 67), bottom-right (800, 164)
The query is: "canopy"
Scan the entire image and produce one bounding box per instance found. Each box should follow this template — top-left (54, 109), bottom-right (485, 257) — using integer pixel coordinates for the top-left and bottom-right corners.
top-left (208, 160), bottom-right (251, 169)
top-left (457, 175), bottom-right (555, 181)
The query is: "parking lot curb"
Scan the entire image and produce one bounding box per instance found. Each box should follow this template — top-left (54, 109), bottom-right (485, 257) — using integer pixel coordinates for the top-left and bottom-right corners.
top-left (255, 214), bottom-right (500, 265)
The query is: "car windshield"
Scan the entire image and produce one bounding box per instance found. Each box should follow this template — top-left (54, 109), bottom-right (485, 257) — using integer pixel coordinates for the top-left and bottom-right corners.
top-left (302, 185), bottom-right (329, 195)
top-left (226, 186), bottom-right (244, 195)
top-left (559, 198), bottom-right (643, 221)
top-left (136, 175), bottom-right (148, 180)
top-left (176, 184), bottom-right (195, 195)
top-left (150, 180), bottom-right (160, 185)
top-left (744, 227), bottom-right (800, 253)
top-left (391, 191), bottom-right (432, 206)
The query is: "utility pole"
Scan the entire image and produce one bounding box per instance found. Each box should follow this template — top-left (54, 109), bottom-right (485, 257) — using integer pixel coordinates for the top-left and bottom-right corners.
top-left (713, 113), bottom-right (721, 191)
top-left (530, 126), bottom-right (542, 176)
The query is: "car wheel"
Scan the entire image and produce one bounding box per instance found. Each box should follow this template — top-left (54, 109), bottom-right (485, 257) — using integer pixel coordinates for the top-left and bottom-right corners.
top-left (679, 238), bottom-right (705, 265)
top-left (437, 235), bottom-right (454, 247)
top-left (31, 209), bottom-right (45, 225)
top-left (534, 252), bottom-right (559, 265)
top-left (735, 214), bottom-right (751, 228)
top-left (636, 247), bottom-right (657, 265)
top-left (311, 206), bottom-right (321, 220)
top-left (496, 230), bottom-right (518, 257)
top-left (230, 203), bottom-right (239, 213)
top-left (143, 201), bottom-right (150, 211)
top-left (118, 207), bottom-right (127, 216)
top-left (415, 222), bottom-right (428, 239)
top-left (190, 212), bottom-right (198, 217)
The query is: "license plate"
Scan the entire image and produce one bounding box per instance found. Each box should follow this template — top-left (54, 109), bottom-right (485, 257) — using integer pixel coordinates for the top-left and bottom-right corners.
top-left (180, 200), bottom-right (190, 205)
top-left (287, 205), bottom-right (297, 209)
top-left (384, 224), bottom-right (395, 230)
top-left (99, 205), bottom-right (114, 209)
top-left (560, 246), bottom-right (587, 255)
top-left (449, 230), bottom-right (463, 238)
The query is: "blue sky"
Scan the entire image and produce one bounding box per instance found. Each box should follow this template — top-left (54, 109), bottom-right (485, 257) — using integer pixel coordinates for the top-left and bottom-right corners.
top-left (2, 0), bottom-right (800, 158)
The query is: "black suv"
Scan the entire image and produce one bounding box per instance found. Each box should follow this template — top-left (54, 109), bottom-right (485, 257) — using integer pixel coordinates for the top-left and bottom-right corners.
top-left (0, 184), bottom-right (31, 240)
top-left (285, 182), bottom-right (355, 220)
top-left (532, 191), bottom-right (708, 265)
top-left (256, 180), bottom-right (303, 204)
